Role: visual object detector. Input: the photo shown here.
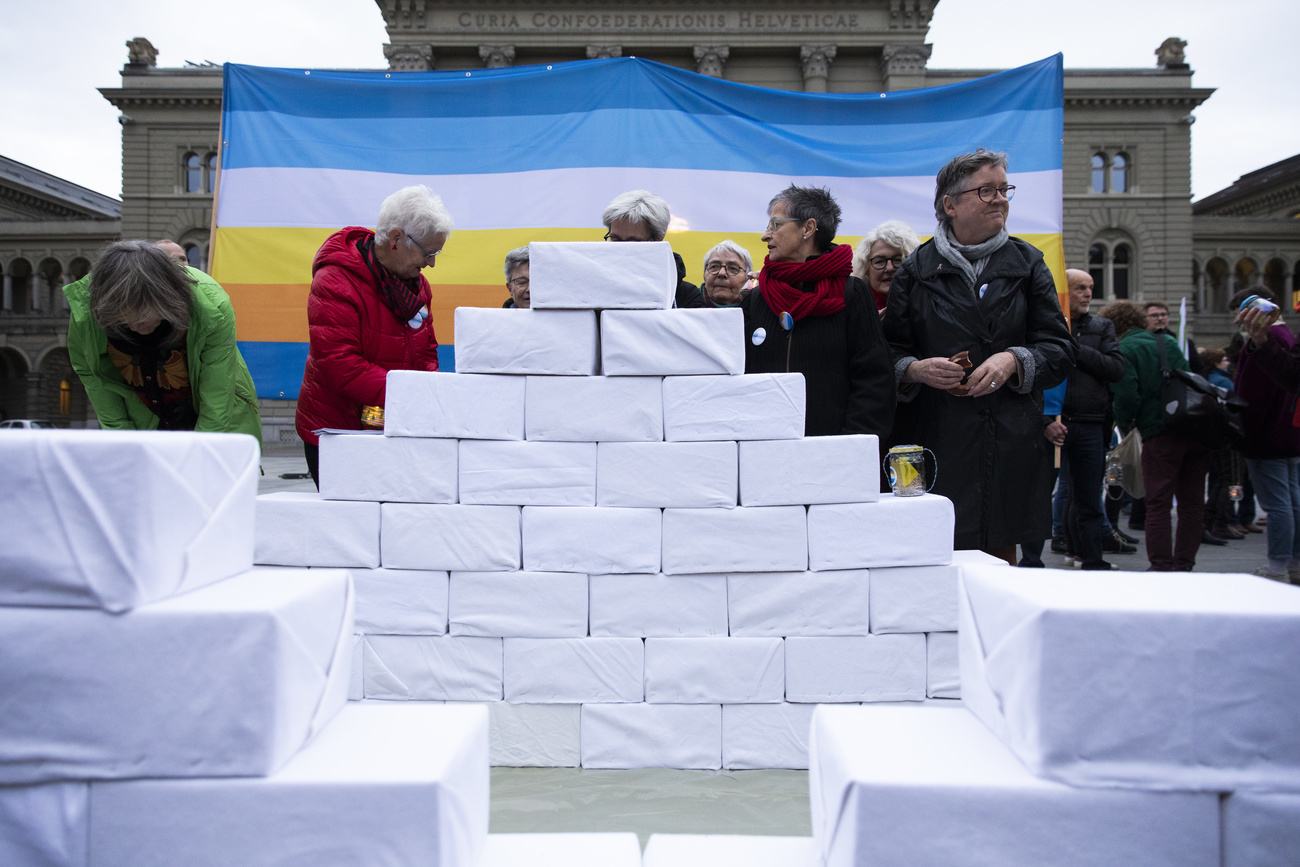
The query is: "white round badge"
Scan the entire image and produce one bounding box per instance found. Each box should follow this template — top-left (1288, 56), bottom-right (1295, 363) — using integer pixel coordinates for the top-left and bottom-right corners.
top-left (751, 327), bottom-right (767, 346)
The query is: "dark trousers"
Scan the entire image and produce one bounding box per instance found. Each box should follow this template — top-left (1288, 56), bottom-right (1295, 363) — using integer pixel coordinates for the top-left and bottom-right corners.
top-left (1204, 447), bottom-right (1241, 533)
top-left (303, 442), bottom-right (320, 491)
top-left (1141, 432), bottom-right (1210, 570)
top-left (1062, 421), bottom-right (1107, 567)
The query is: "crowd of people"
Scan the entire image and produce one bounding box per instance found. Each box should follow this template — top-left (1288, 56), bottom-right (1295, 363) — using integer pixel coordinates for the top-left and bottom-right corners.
top-left (60, 147), bottom-right (1298, 580)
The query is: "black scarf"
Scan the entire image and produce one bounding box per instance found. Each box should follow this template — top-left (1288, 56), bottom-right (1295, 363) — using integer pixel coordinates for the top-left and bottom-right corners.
top-left (357, 235), bottom-right (423, 322)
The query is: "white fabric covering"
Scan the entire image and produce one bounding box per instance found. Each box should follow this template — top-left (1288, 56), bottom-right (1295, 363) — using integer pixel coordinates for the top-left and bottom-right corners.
top-left (459, 440), bottom-right (596, 505)
top-left (926, 632), bottom-right (959, 699)
top-left (581, 704), bottom-right (722, 769)
top-left (662, 506), bottom-right (806, 574)
top-left (381, 503), bottom-right (521, 571)
top-left (643, 834), bottom-right (819, 867)
top-left (529, 240), bottom-right (676, 309)
top-left (869, 553), bottom-right (986, 635)
top-left (348, 635), bottom-right (363, 701)
top-left (807, 494), bottom-right (954, 570)
top-left (384, 370), bottom-right (525, 440)
top-left (484, 702), bottom-right (582, 768)
top-left (481, 833), bottom-right (642, 867)
top-left (662, 373), bottom-right (805, 441)
top-left (504, 638), bottom-right (644, 703)
top-left (722, 703), bottom-right (817, 770)
top-left (596, 441), bottom-right (737, 508)
top-left (255, 492), bottom-right (380, 567)
top-left (455, 307), bottom-right (599, 375)
top-left (600, 309), bottom-right (745, 375)
top-left (739, 436), bottom-right (879, 506)
top-left (645, 637), bottom-right (784, 704)
top-left (349, 567), bottom-right (449, 634)
top-left (1222, 791), bottom-right (1300, 867)
top-left (522, 506), bottom-right (661, 574)
top-left (0, 782), bottom-right (87, 867)
top-left (318, 432), bottom-right (457, 503)
top-left (589, 572), bottom-right (728, 637)
top-left (785, 634), bottom-right (926, 703)
top-left (0, 430), bottom-right (257, 612)
top-left (810, 705), bottom-right (1219, 867)
top-left (0, 567), bottom-right (352, 784)
top-left (525, 376), bottom-right (663, 442)
top-left (89, 703), bottom-right (489, 867)
top-left (449, 571), bottom-right (588, 638)
top-left (959, 566), bottom-right (1300, 791)
top-left (363, 635), bottom-right (502, 701)
top-left (728, 570), bottom-right (870, 637)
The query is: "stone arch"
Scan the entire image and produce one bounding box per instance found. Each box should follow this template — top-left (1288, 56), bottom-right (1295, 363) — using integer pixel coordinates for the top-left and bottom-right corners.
top-left (1234, 257), bottom-right (1260, 292)
top-left (1072, 207), bottom-right (1158, 298)
top-left (0, 346), bottom-right (30, 420)
top-left (163, 207), bottom-right (214, 273)
top-left (36, 347), bottom-right (88, 427)
top-left (1264, 258), bottom-right (1288, 298)
top-left (4, 257), bottom-right (33, 312)
top-left (68, 257), bottom-right (92, 282)
top-left (38, 257), bottom-right (65, 313)
top-left (1204, 257), bottom-right (1230, 313)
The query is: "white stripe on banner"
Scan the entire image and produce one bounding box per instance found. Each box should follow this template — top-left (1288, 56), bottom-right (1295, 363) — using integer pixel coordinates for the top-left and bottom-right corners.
top-left (218, 166), bottom-right (1063, 236)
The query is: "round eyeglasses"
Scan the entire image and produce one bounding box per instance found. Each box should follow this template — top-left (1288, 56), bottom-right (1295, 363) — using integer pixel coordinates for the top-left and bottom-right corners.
top-left (952, 185), bottom-right (1016, 204)
top-left (868, 256), bottom-right (904, 271)
top-left (705, 262), bottom-right (746, 276)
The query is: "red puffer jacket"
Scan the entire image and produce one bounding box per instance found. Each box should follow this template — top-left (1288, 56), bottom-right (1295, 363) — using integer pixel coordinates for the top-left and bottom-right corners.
top-left (295, 227), bottom-right (438, 444)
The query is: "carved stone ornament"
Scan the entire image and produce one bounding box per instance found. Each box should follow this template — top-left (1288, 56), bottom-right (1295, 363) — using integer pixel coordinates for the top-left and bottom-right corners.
top-left (383, 43), bottom-right (435, 72)
top-left (586, 45), bottom-right (623, 60)
top-left (693, 45), bottom-right (730, 78)
top-left (1155, 37), bottom-right (1188, 68)
top-left (881, 43), bottom-right (933, 76)
top-left (479, 45), bottom-right (516, 68)
top-left (126, 37), bottom-right (158, 68)
top-left (800, 45), bottom-right (837, 82)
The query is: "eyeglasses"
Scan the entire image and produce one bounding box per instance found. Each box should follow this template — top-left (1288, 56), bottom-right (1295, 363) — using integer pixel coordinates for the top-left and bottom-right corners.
top-left (765, 217), bottom-right (800, 232)
top-left (952, 185), bottom-right (1016, 204)
top-left (603, 230), bottom-right (651, 242)
top-left (408, 234), bottom-right (442, 261)
top-left (508, 277), bottom-right (530, 289)
top-left (868, 256), bottom-right (904, 271)
top-left (705, 262), bottom-right (746, 276)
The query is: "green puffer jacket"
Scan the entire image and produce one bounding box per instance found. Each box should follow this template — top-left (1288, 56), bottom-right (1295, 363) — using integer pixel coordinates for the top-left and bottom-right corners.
top-left (63, 269), bottom-right (262, 447)
top-left (1112, 327), bottom-right (1189, 439)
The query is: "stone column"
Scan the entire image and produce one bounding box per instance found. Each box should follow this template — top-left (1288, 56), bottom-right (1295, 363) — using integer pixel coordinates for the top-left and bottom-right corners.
top-left (880, 43), bottom-right (933, 91)
top-left (479, 45), bottom-right (515, 68)
top-left (383, 43), bottom-right (434, 72)
top-left (30, 273), bottom-right (42, 312)
top-left (693, 45), bottom-right (730, 78)
top-left (586, 45), bottom-right (622, 60)
top-left (1196, 271), bottom-right (1206, 313)
top-left (800, 45), bottom-right (836, 92)
top-left (2, 274), bottom-right (11, 311)
top-left (26, 371), bottom-right (42, 421)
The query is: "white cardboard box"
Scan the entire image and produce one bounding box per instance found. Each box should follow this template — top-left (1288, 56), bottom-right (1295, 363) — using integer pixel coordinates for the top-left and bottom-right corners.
top-left (349, 567), bottom-right (449, 634)
top-left (601, 308), bottom-right (745, 375)
top-left (643, 834), bottom-right (819, 867)
top-left (926, 632), bottom-right (959, 699)
top-left (871, 549), bottom-right (1009, 634)
top-left (459, 440), bottom-right (596, 505)
top-left (381, 503), bottom-right (521, 571)
top-left (481, 833), bottom-right (642, 867)
top-left (662, 506), bottom-right (806, 574)
top-left (522, 506), bottom-right (661, 574)
top-left (349, 634), bottom-right (364, 701)
top-left (0, 781), bottom-right (87, 867)
top-left (581, 704), bottom-right (722, 769)
top-left (0, 430), bottom-right (257, 612)
top-left (525, 376), bottom-right (663, 442)
top-left (454, 308), bottom-right (599, 375)
top-left (363, 635), bottom-right (502, 701)
top-left (739, 436), bottom-right (880, 506)
top-left (255, 492), bottom-right (380, 568)
top-left (89, 703), bottom-right (489, 867)
top-left (484, 702), bottom-right (582, 768)
top-left (728, 570), bottom-right (870, 637)
top-left (807, 494), bottom-right (954, 570)
top-left (449, 571), bottom-right (588, 638)
top-left (503, 638), bottom-right (644, 703)
top-left (959, 566), bottom-right (1300, 791)
top-left (529, 241), bottom-right (676, 310)
top-left (785, 634), bottom-right (926, 703)
top-left (319, 432), bottom-right (458, 503)
top-left (662, 373), bottom-right (805, 441)
top-left (589, 572), bottom-right (728, 637)
top-left (645, 637), bottom-right (784, 704)
top-left (722, 703), bottom-right (817, 770)
top-left (810, 705), bottom-right (1219, 867)
top-left (384, 370), bottom-right (525, 440)
top-left (596, 441), bottom-right (738, 508)
top-left (0, 568), bottom-right (352, 784)
top-left (1222, 791), bottom-right (1300, 867)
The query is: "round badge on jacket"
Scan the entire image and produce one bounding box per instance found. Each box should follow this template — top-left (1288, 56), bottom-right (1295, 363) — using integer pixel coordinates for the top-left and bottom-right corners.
top-left (751, 327), bottom-right (767, 346)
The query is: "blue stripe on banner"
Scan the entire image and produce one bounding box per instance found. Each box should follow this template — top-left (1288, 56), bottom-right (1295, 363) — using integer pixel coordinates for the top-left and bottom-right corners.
top-left (238, 341), bottom-right (309, 399)
top-left (437, 344), bottom-right (456, 372)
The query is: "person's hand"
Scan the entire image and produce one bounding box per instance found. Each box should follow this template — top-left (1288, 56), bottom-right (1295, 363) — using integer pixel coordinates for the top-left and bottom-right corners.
top-left (1044, 419), bottom-right (1067, 446)
top-left (904, 356), bottom-right (968, 389)
top-left (964, 351), bottom-right (1018, 397)
top-left (1236, 306), bottom-right (1276, 349)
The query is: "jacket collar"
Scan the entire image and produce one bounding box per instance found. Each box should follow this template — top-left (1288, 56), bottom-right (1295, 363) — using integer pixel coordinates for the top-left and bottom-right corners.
top-left (916, 235), bottom-right (1031, 283)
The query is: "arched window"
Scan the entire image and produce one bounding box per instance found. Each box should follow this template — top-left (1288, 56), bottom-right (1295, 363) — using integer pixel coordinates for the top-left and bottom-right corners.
top-left (204, 152), bottom-right (218, 193)
top-left (1091, 154), bottom-right (1106, 194)
top-left (184, 244), bottom-right (203, 270)
top-left (183, 152), bottom-right (201, 193)
top-left (1111, 153), bottom-right (1128, 193)
top-left (1112, 244), bottom-right (1130, 298)
top-left (1087, 238), bottom-right (1136, 299)
top-left (1088, 244), bottom-right (1106, 290)
top-left (1089, 151), bottom-right (1132, 194)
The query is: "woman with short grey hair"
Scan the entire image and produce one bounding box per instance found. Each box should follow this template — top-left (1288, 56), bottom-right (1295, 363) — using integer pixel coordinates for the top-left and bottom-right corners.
top-left (852, 220), bottom-right (921, 313)
top-left (700, 240), bottom-right (752, 306)
top-left (502, 245), bottom-right (530, 308)
top-left (600, 190), bottom-right (706, 308)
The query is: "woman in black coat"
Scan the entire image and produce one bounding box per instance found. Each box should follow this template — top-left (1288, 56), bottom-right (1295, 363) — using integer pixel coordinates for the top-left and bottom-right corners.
top-left (883, 149), bottom-right (1075, 562)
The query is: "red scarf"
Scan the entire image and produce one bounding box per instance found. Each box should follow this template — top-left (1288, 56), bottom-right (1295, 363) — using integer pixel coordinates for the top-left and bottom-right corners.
top-left (871, 288), bottom-right (889, 311)
top-left (759, 244), bottom-right (851, 321)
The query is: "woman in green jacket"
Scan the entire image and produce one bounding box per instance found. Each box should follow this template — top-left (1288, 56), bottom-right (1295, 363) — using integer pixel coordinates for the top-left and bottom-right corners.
top-left (63, 240), bottom-right (261, 446)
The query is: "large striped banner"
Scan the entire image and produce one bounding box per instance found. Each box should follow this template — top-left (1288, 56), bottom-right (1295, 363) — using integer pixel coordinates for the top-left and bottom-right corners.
top-left (213, 54), bottom-right (1064, 398)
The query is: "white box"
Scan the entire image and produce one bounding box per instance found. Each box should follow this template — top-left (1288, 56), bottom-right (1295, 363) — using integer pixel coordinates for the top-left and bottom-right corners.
top-left (662, 506), bottom-right (806, 574)
top-left (786, 634), bottom-right (926, 703)
top-left (662, 373), bottom-right (805, 441)
top-left (504, 638), bottom-right (644, 703)
top-left (596, 441), bottom-right (737, 508)
top-left (723, 703), bottom-right (817, 770)
top-left (381, 503), bottom-right (520, 571)
top-left (529, 240), bottom-right (676, 310)
top-left (522, 506), bottom-right (661, 574)
top-left (0, 430), bottom-right (257, 612)
top-left (581, 704), bottom-right (721, 769)
top-left (0, 568), bottom-right (352, 784)
top-left (319, 432), bottom-right (457, 503)
top-left (449, 571), bottom-right (588, 638)
top-left (959, 566), bottom-right (1300, 791)
top-left (645, 637), bottom-right (784, 704)
top-left (810, 705), bottom-right (1219, 867)
top-left (601, 309), bottom-right (745, 375)
top-left (363, 635), bottom-right (502, 701)
top-left (482, 833), bottom-right (642, 867)
top-left (455, 308), bottom-right (598, 375)
top-left (89, 703), bottom-right (489, 867)
top-left (349, 634), bottom-right (363, 701)
top-left (870, 551), bottom-right (990, 635)
top-left (384, 370), bottom-right (525, 440)
top-left (589, 572), bottom-right (728, 637)
top-left (728, 570), bottom-right (870, 637)
top-left (926, 632), bottom-right (959, 699)
top-left (349, 567), bottom-right (449, 634)
top-left (0, 781), bottom-right (87, 867)
top-left (808, 494), bottom-right (954, 570)
top-left (1222, 791), bottom-right (1300, 867)
top-left (643, 835), bottom-right (819, 867)
top-left (525, 376), bottom-right (663, 442)
top-left (739, 436), bottom-right (879, 506)
top-left (459, 440), bottom-right (596, 505)
top-left (255, 492), bottom-right (380, 567)
top-left (485, 702), bottom-right (582, 768)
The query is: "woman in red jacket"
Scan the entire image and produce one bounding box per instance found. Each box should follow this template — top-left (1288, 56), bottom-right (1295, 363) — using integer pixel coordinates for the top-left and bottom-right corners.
top-left (295, 185), bottom-right (453, 487)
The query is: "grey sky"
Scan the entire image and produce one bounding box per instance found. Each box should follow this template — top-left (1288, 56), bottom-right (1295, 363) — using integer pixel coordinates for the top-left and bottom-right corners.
top-left (1, 0), bottom-right (1293, 202)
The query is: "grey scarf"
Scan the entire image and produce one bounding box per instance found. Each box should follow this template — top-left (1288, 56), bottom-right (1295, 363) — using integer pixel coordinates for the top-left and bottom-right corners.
top-left (933, 222), bottom-right (1010, 290)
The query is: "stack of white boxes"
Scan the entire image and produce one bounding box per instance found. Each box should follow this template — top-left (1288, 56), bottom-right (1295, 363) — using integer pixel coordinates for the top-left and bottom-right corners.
top-left (255, 241), bottom-right (1000, 771)
top-left (0, 430), bottom-right (489, 867)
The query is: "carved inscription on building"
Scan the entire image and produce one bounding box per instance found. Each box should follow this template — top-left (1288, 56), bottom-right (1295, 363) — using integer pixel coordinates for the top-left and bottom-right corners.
top-left (444, 10), bottom-right (866, 33)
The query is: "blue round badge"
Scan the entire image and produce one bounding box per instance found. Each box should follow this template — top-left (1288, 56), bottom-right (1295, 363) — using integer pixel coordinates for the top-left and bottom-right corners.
top-left (751, 327), bottom-right (767, 346)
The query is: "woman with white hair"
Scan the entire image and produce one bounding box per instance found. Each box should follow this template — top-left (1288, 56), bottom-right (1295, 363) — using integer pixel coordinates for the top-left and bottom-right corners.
top-left (295, 184), bottom-right (453, 486)
top-left (502, 245), bottom-right (530, 308)
top-left (602, 190), bottom-right (707, 308)
top-left (701, 240), bottom-right (752, 306)
top-left (853, 220), bottom-right (921, 314)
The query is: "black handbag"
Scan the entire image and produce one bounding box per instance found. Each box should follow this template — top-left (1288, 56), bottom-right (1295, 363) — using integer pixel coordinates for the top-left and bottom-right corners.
top-left (1154, 332), bottom-right (1247, 449)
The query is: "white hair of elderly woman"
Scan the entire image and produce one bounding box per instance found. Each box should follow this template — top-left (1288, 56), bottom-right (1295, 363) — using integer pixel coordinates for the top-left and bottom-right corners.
top-left (375, 185), bottom-right (455, 246)
top-left (702, 239), bottom-right (752, 274)
top-left (503, 245), bottom-right (530, 278)
top-left (602, 190), bottom-right (671, 241)
top-left (852, 220), bottom-right (921, 281)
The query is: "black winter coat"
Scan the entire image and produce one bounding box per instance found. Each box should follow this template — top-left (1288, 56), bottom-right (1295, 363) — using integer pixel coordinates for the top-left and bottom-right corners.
top-left (1062, 311), bottom-right (1124, 423)
top-left (883, 237), bottom-right (1075, 550)
top-left (672, 252), bottom-right (708, 309)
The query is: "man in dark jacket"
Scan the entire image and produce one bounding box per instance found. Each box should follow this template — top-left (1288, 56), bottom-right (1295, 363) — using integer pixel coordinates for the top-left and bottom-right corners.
top-left (601, 190), bottom-right (707, 309)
